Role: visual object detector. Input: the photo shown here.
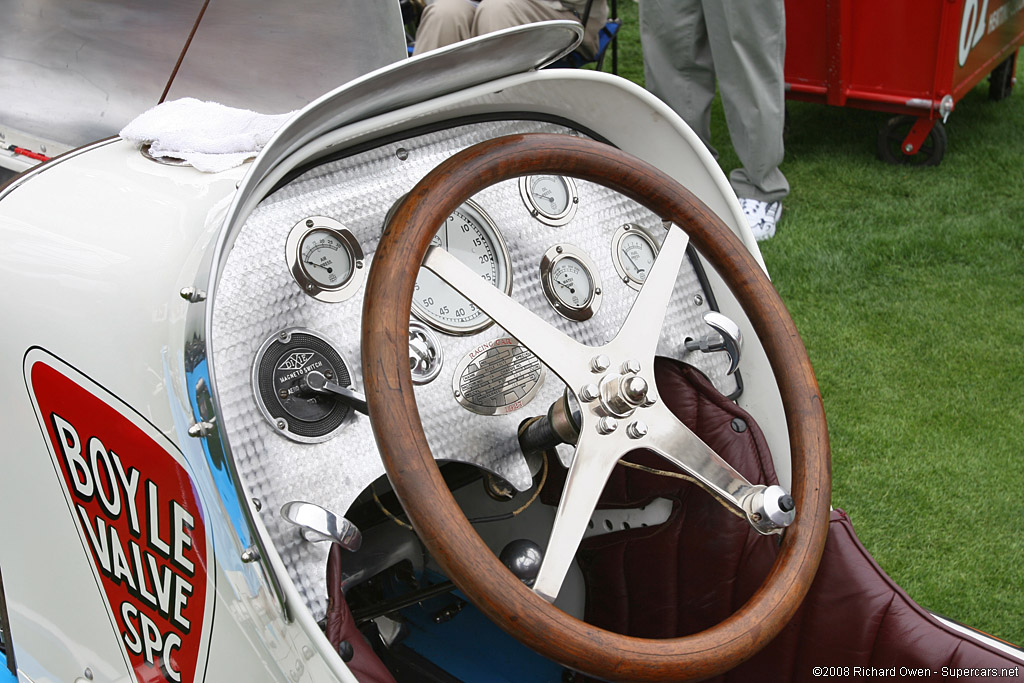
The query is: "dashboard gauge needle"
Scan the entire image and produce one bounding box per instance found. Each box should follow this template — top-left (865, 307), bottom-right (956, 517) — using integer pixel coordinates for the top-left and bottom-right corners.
top-left (624, 252), bottom-right (644, 274)
top-left (305, 259), bottom-right (332, 273)
top-left (556, 279), bottom-right (576, 294)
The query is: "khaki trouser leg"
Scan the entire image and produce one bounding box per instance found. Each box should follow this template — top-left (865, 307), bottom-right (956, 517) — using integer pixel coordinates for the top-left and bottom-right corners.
top-left (413, 0), bottom-right (478, 55)
top-left (640, 0), bottom-right (788, 202)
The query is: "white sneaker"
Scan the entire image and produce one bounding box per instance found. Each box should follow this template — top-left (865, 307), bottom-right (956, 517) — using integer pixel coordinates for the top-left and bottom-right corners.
top-left (739, 198), bottom-right (782, 241)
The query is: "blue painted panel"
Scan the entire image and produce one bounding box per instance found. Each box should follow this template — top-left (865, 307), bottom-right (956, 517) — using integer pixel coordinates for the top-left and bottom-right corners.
top-left (401, 588), bottom-right (564, 682)
top-left (0, 650), bottom-right (17, 683)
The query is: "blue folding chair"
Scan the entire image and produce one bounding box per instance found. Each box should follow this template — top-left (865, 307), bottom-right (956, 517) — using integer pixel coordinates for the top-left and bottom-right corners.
top-left (546, 0), bottom-right (620, 74)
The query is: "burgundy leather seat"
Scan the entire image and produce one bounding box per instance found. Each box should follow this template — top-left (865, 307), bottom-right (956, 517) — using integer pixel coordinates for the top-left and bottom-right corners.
top-left (570, 358), bottom-right (1023, 681)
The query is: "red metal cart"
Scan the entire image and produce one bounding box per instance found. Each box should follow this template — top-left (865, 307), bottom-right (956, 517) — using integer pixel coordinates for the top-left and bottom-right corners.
top-left (785, 0), bottom-right (1023, 165)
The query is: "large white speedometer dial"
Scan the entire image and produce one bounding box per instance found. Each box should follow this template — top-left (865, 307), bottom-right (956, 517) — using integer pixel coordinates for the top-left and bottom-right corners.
top-left (411, 199), bottom-right (512, 335)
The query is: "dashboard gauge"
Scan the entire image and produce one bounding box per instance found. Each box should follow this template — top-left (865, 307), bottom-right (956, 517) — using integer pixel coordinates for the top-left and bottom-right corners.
top-left (519, 175), bottom-right (579, 226)
top-left (286, 216), bottom-right (364, 303)
top-left (411, 199), bottom-right (512, 335)
top-left (540, 244), bottom-right (602, 321)
top-left (611, 223), bottom-right (660, 290)
top-left (252, 328), bottom-right (354, 443)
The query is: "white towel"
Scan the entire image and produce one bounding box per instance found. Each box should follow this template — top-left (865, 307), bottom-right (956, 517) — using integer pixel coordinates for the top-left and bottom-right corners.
top-left (119, 98), bottom-right (297, 173)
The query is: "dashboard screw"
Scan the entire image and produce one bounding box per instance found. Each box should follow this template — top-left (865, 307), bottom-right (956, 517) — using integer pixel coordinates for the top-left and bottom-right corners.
top-left (179, 286), bottom-right (206, 303)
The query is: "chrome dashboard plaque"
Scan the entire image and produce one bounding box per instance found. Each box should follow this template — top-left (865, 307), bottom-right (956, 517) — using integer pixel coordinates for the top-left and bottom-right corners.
top-left (452, 337), bottom-right (545, 415)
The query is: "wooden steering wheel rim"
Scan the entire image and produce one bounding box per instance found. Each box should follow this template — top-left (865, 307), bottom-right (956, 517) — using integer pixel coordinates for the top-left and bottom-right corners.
top-left (361, 133), bottom-right (830, 681)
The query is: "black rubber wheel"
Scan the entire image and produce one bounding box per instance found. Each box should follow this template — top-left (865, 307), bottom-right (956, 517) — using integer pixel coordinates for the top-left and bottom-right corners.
top-left (989, 51), bottom-right (1017, 101)
top-left (876, 115), bottom-right (947, 167)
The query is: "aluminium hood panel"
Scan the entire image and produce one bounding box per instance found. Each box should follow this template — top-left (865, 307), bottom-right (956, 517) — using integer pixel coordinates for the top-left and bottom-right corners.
top-left (0, 0), bottom-right (405, 151)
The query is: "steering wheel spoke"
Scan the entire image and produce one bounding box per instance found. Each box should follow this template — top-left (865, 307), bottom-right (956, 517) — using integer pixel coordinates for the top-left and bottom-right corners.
top-left (642, 402), bottom-right (793, 533)
top-left (607, 226), bottom-right (690, 363)
top-left (423, 245), bottom-right (594, 389)
top-left (532, 434), bottom-right (620, 603)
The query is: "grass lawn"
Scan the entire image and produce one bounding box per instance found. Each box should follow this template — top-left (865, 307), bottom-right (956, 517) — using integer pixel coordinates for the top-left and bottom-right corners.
top-left (603, 1), bottom-right (1024, 646)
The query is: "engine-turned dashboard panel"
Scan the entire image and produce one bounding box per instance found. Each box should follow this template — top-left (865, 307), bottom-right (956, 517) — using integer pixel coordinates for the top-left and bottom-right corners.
top-left (211, 117), bottom-right (739, 618)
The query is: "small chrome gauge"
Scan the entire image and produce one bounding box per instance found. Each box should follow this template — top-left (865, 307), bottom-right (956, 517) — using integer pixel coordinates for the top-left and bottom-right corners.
top-left (611, 223), bottom-right (660, 291)
top-left (519, 175), bottom-right (579, 226)
top-left (410, 199), bottom-right (512, 336)
top-left (540, 244), bottom-right (603, 321)
top-left (286, 216), bottom-right (365, 303)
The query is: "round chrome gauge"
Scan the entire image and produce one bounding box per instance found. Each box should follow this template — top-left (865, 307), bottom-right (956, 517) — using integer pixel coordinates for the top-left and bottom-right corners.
top-left (611, 223), bottom-right (660, 290)
top-left (540, 244), bottom-right (603, 321)
top-left (411, 199), bottom-right (512, 335)
top-left (286, 216), bottom-right (364, 303)
top-left (519, 175), bottom-right (579, 226)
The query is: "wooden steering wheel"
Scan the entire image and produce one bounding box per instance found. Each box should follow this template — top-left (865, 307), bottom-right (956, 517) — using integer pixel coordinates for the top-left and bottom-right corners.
top-left (362, 133), bottom-right (830, 681)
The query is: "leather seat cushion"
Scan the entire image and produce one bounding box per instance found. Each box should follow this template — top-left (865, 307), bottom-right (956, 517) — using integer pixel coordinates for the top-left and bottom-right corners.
top-left (561, 357), bottom-right (1022, 680)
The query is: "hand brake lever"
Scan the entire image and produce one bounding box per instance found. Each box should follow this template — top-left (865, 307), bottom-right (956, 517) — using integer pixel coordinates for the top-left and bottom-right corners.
top-left (683, 311), bottom-right (742, 375)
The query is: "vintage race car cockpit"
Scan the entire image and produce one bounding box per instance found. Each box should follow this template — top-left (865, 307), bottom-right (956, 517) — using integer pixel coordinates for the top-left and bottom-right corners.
top-left (1, 8), bottom-right (1021, 683)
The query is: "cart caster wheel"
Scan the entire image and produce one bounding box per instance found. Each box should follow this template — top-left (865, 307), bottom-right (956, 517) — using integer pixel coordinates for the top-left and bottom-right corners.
top-left (876, 116), bottom-right (947, 167)
top-left (989, 51), bottom-right (1017, 101)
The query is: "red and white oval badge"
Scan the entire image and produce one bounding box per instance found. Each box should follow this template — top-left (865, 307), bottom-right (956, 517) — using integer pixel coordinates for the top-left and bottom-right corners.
top-left (25, 349), bottom-right (213, 683)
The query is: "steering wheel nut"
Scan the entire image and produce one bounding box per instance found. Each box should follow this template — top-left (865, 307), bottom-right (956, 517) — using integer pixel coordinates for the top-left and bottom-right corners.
top-left (598, 372), bottom-right (649, 417)
top-left (745, 485), bottom-right (797, 534)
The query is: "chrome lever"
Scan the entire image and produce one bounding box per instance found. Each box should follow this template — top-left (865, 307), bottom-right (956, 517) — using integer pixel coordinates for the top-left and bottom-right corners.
top-left (302, 371), bottom-right (369, 415)
top-left (281, 501), bottom-right (362, 551)
top-left (683, 311), bottom-right (742, 374)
